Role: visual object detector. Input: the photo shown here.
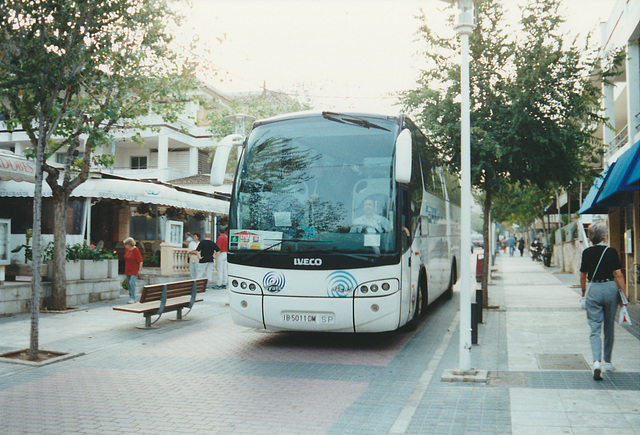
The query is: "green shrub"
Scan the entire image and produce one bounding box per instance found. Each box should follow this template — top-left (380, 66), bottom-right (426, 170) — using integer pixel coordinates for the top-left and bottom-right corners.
top-left (143, 251), bottom-right (160, 267)
top-left (66, 243), bottom-right (116, 261)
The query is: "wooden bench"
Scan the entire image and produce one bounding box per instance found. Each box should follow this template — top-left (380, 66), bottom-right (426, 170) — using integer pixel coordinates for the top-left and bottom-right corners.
top-left (113, 278), bottom-right (207, 328)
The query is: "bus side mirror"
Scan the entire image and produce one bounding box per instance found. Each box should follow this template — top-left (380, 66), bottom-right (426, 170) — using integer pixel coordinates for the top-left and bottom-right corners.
top-left (395, 129), bottom-right (412, 184)
top-left (210, 134), bottom-right (245, 186)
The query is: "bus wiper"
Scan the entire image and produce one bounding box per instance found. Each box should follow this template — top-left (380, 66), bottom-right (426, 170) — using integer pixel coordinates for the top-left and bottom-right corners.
top-left (242, 238), bottom-right (329, 259)
top-left (322, 111), bottom-right (390, 131)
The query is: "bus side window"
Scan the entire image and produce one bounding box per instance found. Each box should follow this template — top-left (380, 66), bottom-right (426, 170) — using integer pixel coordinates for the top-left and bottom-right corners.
top-left (401, 189), bottom-right (411, 251)
top-left (432, 168), bottom-right (444, 198)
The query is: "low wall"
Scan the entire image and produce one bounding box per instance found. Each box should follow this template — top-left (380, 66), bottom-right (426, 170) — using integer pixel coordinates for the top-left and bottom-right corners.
top-left (551, 240), bottom-right (584, 276)
top-left (0, 277), bottom-right (120, 316)
top-left (1, 268), bottom-right (196, 316)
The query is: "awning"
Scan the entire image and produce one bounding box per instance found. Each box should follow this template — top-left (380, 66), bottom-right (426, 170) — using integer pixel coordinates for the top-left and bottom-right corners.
top-left (596, 140), bottom-right (640, 204)
top-left (0, 178), bottom-right (229, 214)
top-left (0, 151), bottom-right (35, 183)
top-left (578, 167), bottom-right (611, 215)
top-left (626, 144), bottom-right (640, 186)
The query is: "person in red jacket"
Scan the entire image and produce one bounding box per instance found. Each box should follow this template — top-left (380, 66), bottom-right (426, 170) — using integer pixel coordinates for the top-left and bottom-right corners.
top-left (214, 226), bottom-right (228, 289)
top-left (123, 237), bottom-right (143, 303)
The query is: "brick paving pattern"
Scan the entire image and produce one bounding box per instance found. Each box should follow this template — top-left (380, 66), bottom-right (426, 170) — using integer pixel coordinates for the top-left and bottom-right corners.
top-left (0, 254), bottom-right (638, 434)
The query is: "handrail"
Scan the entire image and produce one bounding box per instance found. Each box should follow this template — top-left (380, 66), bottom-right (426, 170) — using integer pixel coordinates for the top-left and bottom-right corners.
top-left (607, 124), bottom-right (628, 159)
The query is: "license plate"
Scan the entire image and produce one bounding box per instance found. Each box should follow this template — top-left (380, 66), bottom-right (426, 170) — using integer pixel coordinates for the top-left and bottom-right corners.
top-left (282, 312), bottom-right (335, 324)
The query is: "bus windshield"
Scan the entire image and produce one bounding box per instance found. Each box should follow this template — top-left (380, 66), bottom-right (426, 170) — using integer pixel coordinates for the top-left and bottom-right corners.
top-left (229, 114), bottom-right (401, 255)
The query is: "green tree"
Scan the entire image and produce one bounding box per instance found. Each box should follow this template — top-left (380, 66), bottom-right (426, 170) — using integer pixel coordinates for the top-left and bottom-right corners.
top-left (205, 90), bottom-right (311, 175)
top-left (400, 0), bottom-right (603, 302)
top-left (491, 182), bottom-right (554, 237)
top-left (0, 0), bottom-right (197, 359)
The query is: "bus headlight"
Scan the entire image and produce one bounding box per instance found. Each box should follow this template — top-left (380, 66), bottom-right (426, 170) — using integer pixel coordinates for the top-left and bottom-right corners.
top-left (229, 277), bottom-right (262, 294)
top-left (356, 279), bottom-right (398, 296)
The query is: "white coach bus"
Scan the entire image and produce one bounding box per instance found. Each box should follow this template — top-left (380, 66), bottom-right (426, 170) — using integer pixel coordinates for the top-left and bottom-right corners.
top-left (226, 111), bottom-right (460, 332)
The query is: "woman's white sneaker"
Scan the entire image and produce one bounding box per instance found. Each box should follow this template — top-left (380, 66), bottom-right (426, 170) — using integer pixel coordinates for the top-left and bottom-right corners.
top-left (603, 362), bottom-right (615, 372)
top-left (593, 361), bottom-right (603, 380)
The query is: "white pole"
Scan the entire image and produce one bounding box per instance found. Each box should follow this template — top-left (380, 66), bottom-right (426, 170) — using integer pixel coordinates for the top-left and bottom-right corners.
top-left (84, 197), bottom-right (91, 245)
top-left (438, 0), bottom-right (475, 375)
top-left (458, 26), bottom-right (473, 371)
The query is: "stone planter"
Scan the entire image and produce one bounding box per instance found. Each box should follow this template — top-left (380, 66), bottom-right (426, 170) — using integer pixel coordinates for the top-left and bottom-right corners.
top-left (107, 259), bottom-right (119, 278)
top-left (48, 261), bottom-right (82, 281)
top-left (45, 259), bottom-right (114, 281)
top-left (81, 259), bottom-right (110, 280)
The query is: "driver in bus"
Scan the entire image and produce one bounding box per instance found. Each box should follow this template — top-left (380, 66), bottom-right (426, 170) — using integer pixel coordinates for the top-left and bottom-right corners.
top-left (350, 198), bottom-right (390, 234)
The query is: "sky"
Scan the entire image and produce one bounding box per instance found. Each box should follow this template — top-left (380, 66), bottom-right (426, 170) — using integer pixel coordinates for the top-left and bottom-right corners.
top-left (178, 0), bottom-right (619, 113)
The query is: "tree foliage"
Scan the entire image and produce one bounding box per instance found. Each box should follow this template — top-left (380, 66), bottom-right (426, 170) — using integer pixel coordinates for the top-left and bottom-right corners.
top-left (0, 0), bottom-right (198, 357)
top-left (399, 0), bottom-right (605, 297)
top-left (491, 182), bottom-right (554, 235)
top-left (205, 90), bottom-right (311, 175)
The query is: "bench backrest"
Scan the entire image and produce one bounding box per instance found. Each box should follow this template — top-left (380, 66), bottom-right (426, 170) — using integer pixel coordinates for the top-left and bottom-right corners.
top-left (140, 278), bottom-right (207, 303)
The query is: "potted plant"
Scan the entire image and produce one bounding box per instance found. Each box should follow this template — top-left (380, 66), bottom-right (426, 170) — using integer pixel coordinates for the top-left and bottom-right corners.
top-left (47, 243), bottom-right (117, 280)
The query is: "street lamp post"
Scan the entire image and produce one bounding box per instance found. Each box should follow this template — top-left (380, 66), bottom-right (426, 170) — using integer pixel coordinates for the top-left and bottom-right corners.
top-left (440, 0), bottom-right (475, 373)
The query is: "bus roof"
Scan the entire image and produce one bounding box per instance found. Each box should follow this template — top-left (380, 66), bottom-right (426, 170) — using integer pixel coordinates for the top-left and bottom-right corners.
top-left (253, 110), bottom-right (405, 128)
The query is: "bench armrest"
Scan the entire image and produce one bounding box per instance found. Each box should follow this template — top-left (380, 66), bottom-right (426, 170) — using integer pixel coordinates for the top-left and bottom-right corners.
top-left (158, 284), bottom-right (167, 316)
top-left (188, 280), bottom-right (197, 309)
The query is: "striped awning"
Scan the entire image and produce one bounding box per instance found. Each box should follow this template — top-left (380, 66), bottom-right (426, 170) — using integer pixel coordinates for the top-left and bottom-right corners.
top-left (0, 151), bottom-right (35, 183)
top-left (0, 178), bottom-right (229, 214)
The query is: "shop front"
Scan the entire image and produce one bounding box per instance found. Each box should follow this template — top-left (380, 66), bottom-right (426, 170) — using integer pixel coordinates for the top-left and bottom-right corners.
top-left (579, 141), bottom-right (640, 303)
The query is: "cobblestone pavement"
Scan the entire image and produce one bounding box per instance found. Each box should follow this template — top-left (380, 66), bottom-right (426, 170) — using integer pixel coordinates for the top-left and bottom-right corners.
top-left (0, 253), bottom-right (638, 434)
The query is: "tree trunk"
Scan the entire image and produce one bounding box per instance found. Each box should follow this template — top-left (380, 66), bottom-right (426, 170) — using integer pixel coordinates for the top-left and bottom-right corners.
top-left (50, 192), bottom-right (69, 310)
top-left (481, 188), bottom-right (492, 309)
top-left (29, 119), bottom-right (46, 360)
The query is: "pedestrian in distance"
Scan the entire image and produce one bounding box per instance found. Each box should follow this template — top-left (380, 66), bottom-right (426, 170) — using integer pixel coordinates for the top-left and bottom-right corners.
top-left (579, 222), bottom-right (628, 380)
top-left (197, 232), bottom-right (220, 288)
top-left (518, 237), bottom-right (525, 256)
top-left (507, 234), bottom-right (516, 257)
top-left (123, 237), bottom-right (143, 304)
top-left (187, 232), bottom-right (201, 280)
top-left (214, 226), bottom-right (228, 289)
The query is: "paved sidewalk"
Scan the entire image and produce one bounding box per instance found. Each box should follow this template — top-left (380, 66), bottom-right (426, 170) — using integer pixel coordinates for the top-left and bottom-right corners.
top-left (0, 254), bottom-right (638, 434)
top-left (482, 254), bottom-right (640, 434)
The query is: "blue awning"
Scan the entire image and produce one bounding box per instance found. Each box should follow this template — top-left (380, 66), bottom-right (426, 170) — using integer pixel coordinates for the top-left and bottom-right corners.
top-left (578, 167), bottom-right (611, 215)
top-left (596, 140), bottom-right (640, 204)
top-left (628, 148), bottom-right (640, 186)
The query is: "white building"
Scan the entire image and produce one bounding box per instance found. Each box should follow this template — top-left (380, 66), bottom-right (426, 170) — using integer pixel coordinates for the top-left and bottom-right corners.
top-left (0, 84), bottom-right (234, 263)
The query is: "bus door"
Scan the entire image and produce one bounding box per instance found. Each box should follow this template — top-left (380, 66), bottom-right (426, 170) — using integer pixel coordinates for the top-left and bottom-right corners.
top-left (400, 189), bottom-right (418, 323)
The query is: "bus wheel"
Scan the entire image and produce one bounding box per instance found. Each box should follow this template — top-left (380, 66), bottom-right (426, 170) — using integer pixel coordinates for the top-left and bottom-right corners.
top-left (444, 267), bottom-right (455, 300)
top-left (405, 276), bottom-right (425, 331)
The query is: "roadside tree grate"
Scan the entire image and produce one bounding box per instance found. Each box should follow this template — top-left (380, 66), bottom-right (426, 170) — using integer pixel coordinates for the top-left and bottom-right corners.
top-left (488, 371), bottom-right (527, 386)
top-left (536, 353), bottom-right (590, 370)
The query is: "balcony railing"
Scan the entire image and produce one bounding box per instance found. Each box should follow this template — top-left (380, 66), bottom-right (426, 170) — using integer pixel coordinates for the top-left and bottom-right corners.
top-left (607, 124), bottom-right (628, 159)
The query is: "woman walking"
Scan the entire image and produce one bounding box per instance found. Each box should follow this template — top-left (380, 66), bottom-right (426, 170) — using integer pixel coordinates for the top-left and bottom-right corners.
top-left (187, 232), bottom-right (201, 280)
top-left (579, 223), bottom-right (628, 380)
top-left (123, 237), bottom-right (144, 303)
